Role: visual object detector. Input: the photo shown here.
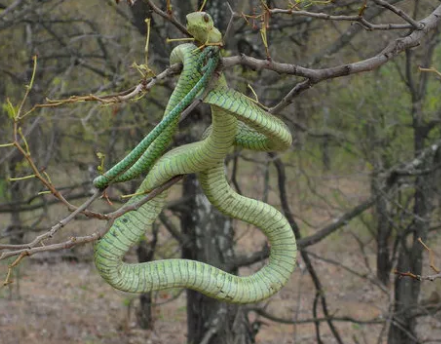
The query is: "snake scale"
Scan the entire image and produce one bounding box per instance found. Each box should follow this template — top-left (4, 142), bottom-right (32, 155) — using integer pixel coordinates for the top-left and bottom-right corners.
top-left (94, 12), bottom-right (297, 304)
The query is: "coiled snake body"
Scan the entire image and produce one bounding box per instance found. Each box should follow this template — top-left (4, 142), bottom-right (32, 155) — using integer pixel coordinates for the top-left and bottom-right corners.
top-left (94, 12), bottom-right (297, 304)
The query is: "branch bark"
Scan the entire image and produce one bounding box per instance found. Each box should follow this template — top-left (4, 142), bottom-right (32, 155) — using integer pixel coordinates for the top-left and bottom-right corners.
top-left (222, 4), bottom-right (441, 113)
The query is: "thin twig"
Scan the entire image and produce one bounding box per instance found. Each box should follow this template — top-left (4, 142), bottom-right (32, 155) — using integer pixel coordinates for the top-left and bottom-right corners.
top-left (0, 176), bottom-right (183, 262)
top-left (418, 237), bottom-right (440, 273)
top-left (270, 8), bottom-right (412, 30)
top-left (220, 4), bottom-right (441, 114)
top-left (22, 63), bottom-right (182, 116)
top-left (372, 0), bottom-right (424, 30)
top-left (0, 190), bottom-right (101, 253)
top-left (146, 0), bottom-right (189, 36)
top-left (106, 175), bottom-right (183, 219)
top-left (248, 307), bottom-right (384, 325)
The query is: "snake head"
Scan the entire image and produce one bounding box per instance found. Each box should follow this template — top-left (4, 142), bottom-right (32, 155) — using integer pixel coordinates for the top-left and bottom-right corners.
top-left (186, 12), bottom-right (222, 45)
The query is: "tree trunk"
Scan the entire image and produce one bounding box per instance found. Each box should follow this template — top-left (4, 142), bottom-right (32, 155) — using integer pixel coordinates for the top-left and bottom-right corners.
top-left (388, 69), bottom-right (436, 344)
top-left (388, 172), bottom-right (433, 343)
top-left (181, 174), bottom-right (252, 344)
top-left (182, 1), bottom-right (252, 343)
top-left (372, 174), bottom-right (393, 286)
top-left (136, 236), bottom-right (157, 330)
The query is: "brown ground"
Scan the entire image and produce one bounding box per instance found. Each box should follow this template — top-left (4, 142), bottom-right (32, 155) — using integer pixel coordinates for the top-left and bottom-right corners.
top-left (0, 258), bottom-right (375, 344)
top-left (1, 169), bottom-right (440, 343)
top-left (2, 240), bottom-right (439, 344)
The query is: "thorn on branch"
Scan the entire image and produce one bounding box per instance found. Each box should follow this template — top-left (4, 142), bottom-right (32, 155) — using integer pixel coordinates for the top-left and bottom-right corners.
top-left (393, 270), bottom-right (421, 281)
top-left (0, 142), bottom-right (15, 148)
top-left (419, 66), bottom-right (441, 78)
top-left (393, 238), bottom-right (441, 282)
top-left (358, 0), bottom-right (368, 17)
top-left (101, 190), bottom-right (114, 206)
top-left (418, 237), bottom-right (440, 273)
top-left (8, 174), bottom-right (36, 182)
top-left (2, 252), bottom-right (28, 287)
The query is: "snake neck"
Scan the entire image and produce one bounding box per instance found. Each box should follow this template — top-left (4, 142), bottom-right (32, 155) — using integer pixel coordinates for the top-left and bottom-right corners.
top-left (205, 106), bottom-right (237, 150)
top-left (135, 106), bottom-right (238, 192)
top-left (167, 44), bottom-right (202, 112)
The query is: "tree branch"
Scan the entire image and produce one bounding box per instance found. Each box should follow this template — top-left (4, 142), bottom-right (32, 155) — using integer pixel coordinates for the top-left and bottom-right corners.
top-left (247, 307), bottom-right (384, 325)
top-left (0, 175), bottom-right (183, 261)
top-left (222, 4), bottom-right (441, 113)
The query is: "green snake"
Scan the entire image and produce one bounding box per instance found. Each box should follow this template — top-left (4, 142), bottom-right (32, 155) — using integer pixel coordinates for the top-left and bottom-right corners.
top-left (94, 12), bottom-right (297, 304)
top-left (93, 45), bottom-right (220, 188)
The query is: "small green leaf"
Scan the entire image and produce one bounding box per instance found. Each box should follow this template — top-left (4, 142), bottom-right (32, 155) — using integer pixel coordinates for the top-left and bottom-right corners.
top-left (3, 98), bottom-right (17, 119)
top-left (96, 152), bottom-right (106, 172)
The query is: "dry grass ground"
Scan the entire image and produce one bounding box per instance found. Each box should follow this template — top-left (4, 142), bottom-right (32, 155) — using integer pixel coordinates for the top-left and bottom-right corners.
top-left (2, 235), bottom-right (439, 343)
top-left (0, 256), bottom-right (383, 344)
top-left (1, 165), bottom-right (441, 343)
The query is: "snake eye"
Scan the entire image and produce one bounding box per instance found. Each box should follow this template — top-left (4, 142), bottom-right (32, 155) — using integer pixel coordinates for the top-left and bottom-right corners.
top-left (203, 13), bottom-right (210, 23)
